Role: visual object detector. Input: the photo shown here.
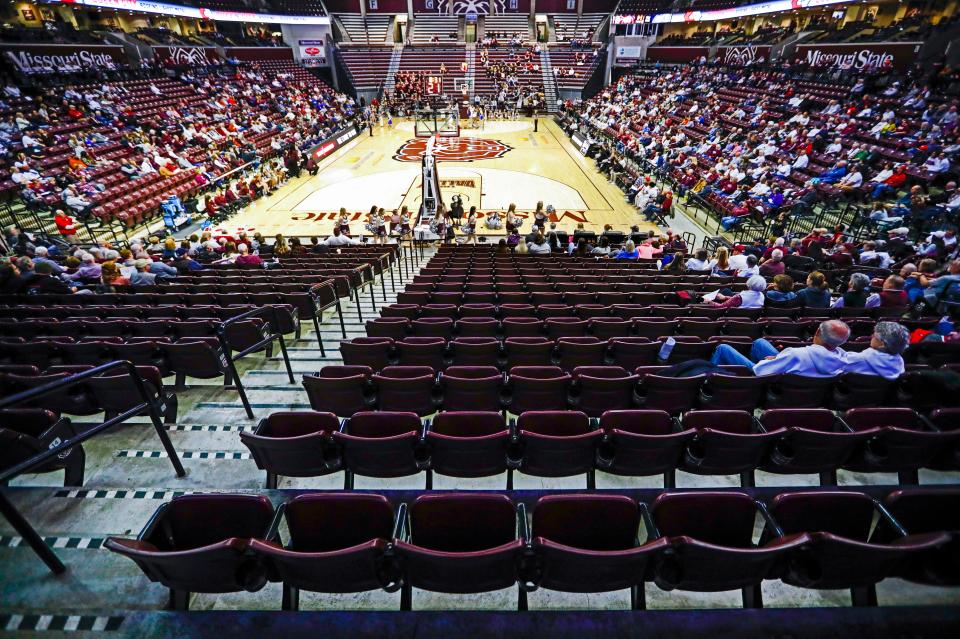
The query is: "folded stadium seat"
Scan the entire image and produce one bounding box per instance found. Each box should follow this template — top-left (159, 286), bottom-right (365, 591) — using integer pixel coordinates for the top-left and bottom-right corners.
top-left (130, 320), bottom-right (176, 338)
top-left (764, 374), bottom-right (835, 409)
top-left (829, 373), bottom-right (898, 410)
top-left (499, 303), bottom-right (536, 318)
top-left (439, 366), bottom-right (505, 412)
top-left (460, 303), bottom-right (498, 318)
top-left (424, 412), bottom-right (511, 486)
top-left (633, 319), bottom-right (678, 340)
top-left (332, 411), bottom-right (425, 489)
top-left (340, 337), bottom-right (395, 372)
top-left (556, 337), bottom-right (609, 372)
top-left (372, 366), bottom-right (439, 416)
top-left (648, 305), bottom-right (689, 320)
top-left (842, 408), bottom-right (958, 484)
top-left (464, 290), bottom-right (498, 304)
top-left (686, 305), bottom-right (727, 320)
top-left (502, 317), bottom-right (544, 338)
top-left (681, 410), bottom-right (784, 487)
top-left (82, 319), bottom-right (132, 337)
top-left (880, 488), bottom-right (960, 585)
top-left (926, 408), bottom-right (960, 471)
top-left (87, 365), bottom-right (178, 424)
top-left (240, 411), bottom-right (341, 488)
top-left (698, 368), bottom-right (767, 411)
top-left (596, 410), bottom-right (694, 488)
top-left (249, 493), bottom-right (401, 610)
top-left (161, 338), bottom-right (231, 388)
top-left (498, 290), bottom-right (532, 305)
top-left (634, 367), bottom-right (706, 414)
top-left (569, 366), bottom-right (639, 417)
top-left (598, 291), bottom-right (632, 306)
top-left (397, 291), bottom-right (431, 305)
top-left (545, 317), bottom-right (590, 339)
top-left (366, 317), bottom-right (410, 340)
top-left (608, 338), bottom-right (661, 370)
top-left (531, 291), bottom-right (565, 306)
top-left (758, 409), bottom-right (877, 486)
top-left (504, 366), bottom-right (572, 414)
top-left (529, 494), bottom-right (667, 608)
top-left (2, 366), bottom-right (100, 416)
top-left (537, 304), bottom-right (574, 319)
top-left (379, 304), bottom-right (421, 320)
top-left (411, 317), bottom-right (455, 340)
top-left (563, 291), bottom-right (596, 306)
top-left (59, 339), bottom-right (119, 366)
top-left (648, 491), bottom-right (808, 609)
top-left (678, 319), bottom-right (724, 339)
top-left (172, 320), bottom-right (218, 339)
top-left (395, 493), bottom-right (526, 610)
top-left (571, 304), bottom-right (608, 320)
top-left (455, 317), bottom-right (501, 338)
top-left (724, 307), bottom-right (763, 320)
top-left (302, 366), bottom-right (375, 417)
top-left (0, 408), bottom-right (86, 486)
top-left (513, 411), bottom-right (600, 488)
top-left (661, 336), bottom-right (718, 364)
top-left (762, 319), bottom-right (814, 339)
top-left (765, 491), bottom-right (951, 606)
top-left (445, 338), bottom-right (499, 368)
top-left (431, 292), bottom-right (463, 306)
top-left (420, 304), bottom-right (459, 319)
top-left (395, 337), bottom-right (448, 370)
top-left (0, 340), bottom-right (53, 369)
top-left (105, 494), bottom-right (275, 610)
top-left (588, 317), bottom-right (633, 339)
top-left (179, 306), bottom-right (219, 319)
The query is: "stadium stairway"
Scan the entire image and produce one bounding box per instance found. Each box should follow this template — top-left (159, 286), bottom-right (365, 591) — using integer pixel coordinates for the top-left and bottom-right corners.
top-left (541, 49), bottom-right (558, 113)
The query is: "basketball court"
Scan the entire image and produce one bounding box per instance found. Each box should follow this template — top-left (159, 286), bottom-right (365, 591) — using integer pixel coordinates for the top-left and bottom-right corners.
top-left (214, 116), bottom-right (657, 239)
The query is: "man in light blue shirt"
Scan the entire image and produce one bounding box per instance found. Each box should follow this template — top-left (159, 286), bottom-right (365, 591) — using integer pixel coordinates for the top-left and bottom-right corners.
top-left (710, 320), bottom-right (851, 377)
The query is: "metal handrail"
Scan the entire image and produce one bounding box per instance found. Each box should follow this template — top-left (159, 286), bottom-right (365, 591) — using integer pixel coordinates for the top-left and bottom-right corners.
top-left (0, 360), bottom-right (186, 575)
top-left (216, 306), bottom-right (295, 419)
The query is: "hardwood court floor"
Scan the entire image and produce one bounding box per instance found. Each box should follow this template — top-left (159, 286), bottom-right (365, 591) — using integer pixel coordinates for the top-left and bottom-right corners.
top-left (216, 117), bottom-right (658, 239)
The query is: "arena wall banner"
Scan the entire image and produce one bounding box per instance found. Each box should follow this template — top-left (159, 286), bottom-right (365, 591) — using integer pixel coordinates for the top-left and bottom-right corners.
top-left (794, 42), bottom-right (922, 72)
top-left (614, 46), bottom-right (644, 62)
top-left (297, 40), bottom-right (327, 67)
top-left (307, 123), bottom-right (363, 164)
top-left (225, 47), bottom-right (296, 61)
top-left (644, 47), bottom-right (709, 63)
top-left (0, 43), bottom-right (128, 73)
top-left (153, 46), bottom-right (222, 65)
top-left (715, 45), bottom-right (772, 66)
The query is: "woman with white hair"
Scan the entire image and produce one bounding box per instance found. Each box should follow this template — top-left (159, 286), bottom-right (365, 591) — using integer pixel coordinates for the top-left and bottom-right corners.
top-left (759, 249), bottom-right (785, 277)
top-left (709, 274), bottom-right (767, 309)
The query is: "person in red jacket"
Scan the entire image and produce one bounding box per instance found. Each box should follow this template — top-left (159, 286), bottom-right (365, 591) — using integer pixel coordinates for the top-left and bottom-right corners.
top-left (870, 165), bottom-right (907, 199)
top-left (54, 209), bottom-right (79, 243)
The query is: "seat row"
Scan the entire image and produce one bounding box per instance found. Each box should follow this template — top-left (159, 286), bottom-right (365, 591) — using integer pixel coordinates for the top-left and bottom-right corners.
top-left (305, 362), bottom-right (957, 421)
top-left (105, 489), bottom-right (960, 611)
top-left (366, 315), bottom-right (890, 340)
top-left (0, 311), bottom-right (298, 339)
top-left (381, 302), bottom-right (911, 322)
top-left (242, 409), bottom-right (960, 490)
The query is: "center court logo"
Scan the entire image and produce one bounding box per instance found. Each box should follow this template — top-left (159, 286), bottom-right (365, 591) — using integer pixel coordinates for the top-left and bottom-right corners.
top-left (393, 138), bottom-right (512, 162)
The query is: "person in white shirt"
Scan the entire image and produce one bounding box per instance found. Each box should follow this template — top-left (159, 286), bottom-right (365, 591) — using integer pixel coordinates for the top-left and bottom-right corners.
top-left (858, 242), bottom-right (892, 269)
top-left (727, 245), bottom-right (749, 272)
top-left (710, 320), bottom-right (851, 377)
top-left (837, 168), bottom-right (863, 191)
top-left (793, 152), bottom-right (809, 170)
top-left (825, 139), bottom-right (843, 155)
top-left (325, 227), bottom-right (361, 246)
top-left (527, 234), bottom-right (552, 255)
top-left (844, 322), bottom-right (908, 379)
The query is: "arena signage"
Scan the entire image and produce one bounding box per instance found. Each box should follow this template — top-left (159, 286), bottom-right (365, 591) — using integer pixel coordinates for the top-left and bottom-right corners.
top-left (308, 124), bottom-right (362, 163)
top-left (715, 45), bottom-right (772, 66)
top-left (153, 46), bottom-right (221, 65)
top-left (794, 43), bottom-right (921, 71)
top-left (297, 43), bottom-right (326, 67)
top-left (0, 43), bottom-right (127, 73)
top-left (645, 47), bottom-right (709, 63)
top-left (47, 0), bottom-right (332, 24)
top-left (651, 0), bottom-right (854, 23)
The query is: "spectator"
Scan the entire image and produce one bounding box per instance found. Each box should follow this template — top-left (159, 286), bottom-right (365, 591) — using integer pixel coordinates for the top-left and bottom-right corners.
top-left (710, 320), bottom-right (851, 377)
top-left (795, 271), bottom-right (832, 308)
top-left (766, 274), bottom-right (797, 305)
top-left (832, 272), bottom-right (872, 308)
top-left (235, 244), bottom-right (263, 267)
top-left (844, 322), bottom-right (909, 379)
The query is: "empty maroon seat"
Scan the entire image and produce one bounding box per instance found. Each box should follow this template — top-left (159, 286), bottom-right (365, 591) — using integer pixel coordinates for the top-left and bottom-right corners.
top-left (456, 317), bottom-right (500, 338)
top-left (499, 303), bottom-right (536, 318)
top-left (87, 365), bottom-right (178, 423)
top-left (502, 317), bottom-right (543, 338)
top-left (681, 410), bottom-right (783, 486)
top-left (830, 373), bottom-right (897, 410)
top-left (767, 491), bottom-right (950, 605)
top-left (440, 366), bottom-right (504, 412)
top-left (633, 319), bottom-right (678, 340)
top-left (373, 366), bottom-right (438, 416)
top-left (882, 488), bottom-right (960, 586)
top-left (764, 374), bottom-right (835, 408)
top-left (161, 338), bottom-right (230, 388)
top-left (555, 337), bottom-right (608, 372)
top-left (460, 303), bottom-right (497, 318)
top-left (412, 317), bottom-right (454, 339)
top-left (395, 493), bottom-right (525, 610)
top-left (699, 370), bottom-right (767, 412)
top-left (597, 410), bottom-right (694, 488)
top-left (514, 411), bottom-right (600, 488)
top-left (380, 304), bottom-right (420, 320)
top-left (570, 366), bottom-right (639, 417)
top-left (366, 317), bottom-right (410, 340)
top-left (104, 494), bottom-right (275, 610)
top-left (303, 366), bottom-right (374, 417)
top-left (927, 408), bottom-right (960, 471)
top-left (545, 317), bottom-right (589, 338)
top-left (634, 367), bottom-right (705, 414)
top-left (530, 494), bottom-right (667, 607)
top-left (842, 408), bottom-right (957, 484)
top-left (340, 337), bottom-right (394, 372)
top-left (425, 411), bottom-right (510, 484)
top-left (609, 338), bottom-right (660, 370)
top-left (419, 304), bottom-right (458, 319)
top-left (759, 409), bottom-right (873, 485)
top-left (589, 317), bottom-right (632, 339)
top-left (332, 411), bottom-right (424, 489)
top-left (504, 337), bottom-right (554, 369)
top-left (449, 338), bottom-right (501, 368)
top-left (650, 491), bottom-right (807, 608)
top-left (506, 366), bottom-right (571, 414)
top-left (240, 411), bottom-right (341, 488)
top-left (396, 337), bottom-right (447, 370)
top-left (250, 493), bottom-right (400, 609)
top-left (0, 408), bottom-right (85, 486)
